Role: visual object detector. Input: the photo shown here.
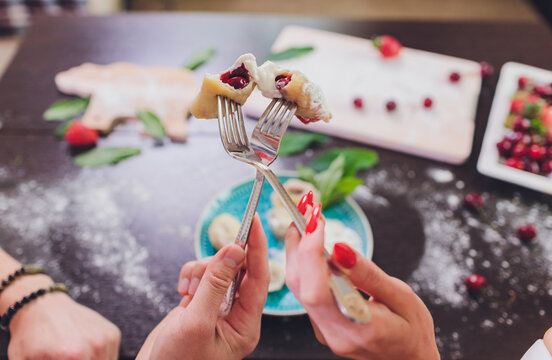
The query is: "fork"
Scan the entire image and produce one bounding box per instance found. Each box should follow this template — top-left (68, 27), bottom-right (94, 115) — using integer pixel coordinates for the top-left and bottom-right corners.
top-left (218, 97), bottom-right (297, 315)
top-left (216, 96), bottom-right (371, 323)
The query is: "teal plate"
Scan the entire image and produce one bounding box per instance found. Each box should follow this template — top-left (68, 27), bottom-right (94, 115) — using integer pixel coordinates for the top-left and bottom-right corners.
top-left (194, 173), bottom-right (373, 316)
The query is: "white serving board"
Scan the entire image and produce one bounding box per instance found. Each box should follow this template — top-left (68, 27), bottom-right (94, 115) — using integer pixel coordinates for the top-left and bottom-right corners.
top-left (244, 26), bottom-right (482, 164)
top-left (477, 62), bottom-right (552, 194)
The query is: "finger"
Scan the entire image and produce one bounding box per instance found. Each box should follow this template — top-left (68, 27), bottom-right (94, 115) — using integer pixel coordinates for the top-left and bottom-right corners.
top-left (226, 214), bottom-right (269, 334)
top-left (284, 204), bottom-right (313, 292)
top-left (178, 258), bottom-right (210, 295)
top-left (233, 214), bottom-right (269, 312)
top-left (186, 243), bottom-right (245, 326)
top-left (189, 259), bottom-right (211, 295)
top-left (179, 295), bottom-right (193, 308)
top-left (308, 316), bottom-right (328, 346)
top-left (330, 242), bottom-right (415, 317)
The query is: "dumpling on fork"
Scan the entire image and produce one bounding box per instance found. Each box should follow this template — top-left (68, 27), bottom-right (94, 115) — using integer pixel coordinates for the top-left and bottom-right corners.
top-left (256, 61), bottom-right (332, 123)
top-left (190, 53), bottom-right (258, 119)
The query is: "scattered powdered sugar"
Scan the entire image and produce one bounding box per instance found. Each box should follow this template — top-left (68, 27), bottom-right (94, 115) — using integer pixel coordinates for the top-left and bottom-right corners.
top-left (0, 169), bottom-right (172, 314)
top-left (426, 167), bottom-right (455, 183)
top-left (359, 164), bottom-right (552, 359)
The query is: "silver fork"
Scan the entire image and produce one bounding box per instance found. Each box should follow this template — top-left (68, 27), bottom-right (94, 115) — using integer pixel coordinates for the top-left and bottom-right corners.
top-left (216, 96), bottom-right (371, 323)
top-left (218, 97), bottom-right (296, 315)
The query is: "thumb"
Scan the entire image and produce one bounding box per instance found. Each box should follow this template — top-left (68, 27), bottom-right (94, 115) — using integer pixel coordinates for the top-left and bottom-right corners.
top-left (187, 244), bottom-right (245, 325)
top-left (330, 242), bottom-right (414, 318)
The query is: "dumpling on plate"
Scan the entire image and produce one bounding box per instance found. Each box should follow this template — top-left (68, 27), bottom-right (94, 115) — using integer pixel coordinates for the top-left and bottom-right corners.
top-left (323, 219), bottom-right (363, 254)
top-left (208, 213), bottom-right (240, 250)
top-left (270, 178), bottom-right (320, 209)
top-left (190, 53), bottom-right (258, 119)
top-left (268, 260), bottom-right (285, 292)
top-left (268, 206), bottom-right (292, 240)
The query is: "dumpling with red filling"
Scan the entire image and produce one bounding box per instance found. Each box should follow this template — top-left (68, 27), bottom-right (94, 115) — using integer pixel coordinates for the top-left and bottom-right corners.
top-left (190, 53), bottom-right (258, 119)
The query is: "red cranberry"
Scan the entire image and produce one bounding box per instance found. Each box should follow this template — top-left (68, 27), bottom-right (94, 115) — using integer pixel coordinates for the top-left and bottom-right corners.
top-left (508, 131), bottom-right (524, 144)
top-left (547, 147), bottom-right (552, 158)
top-left (541, 159), bottom-right (552, 174)
top-left (480, 61), bottom-right (494, 77)
top-left (517, 224), bottom-right (537, 242)
top-left (373, 35), bottom-right (402, 58)
top-left (513, 117), bottom-right (531, 132)
top-left (465, 274), bottom-right (487, 294)
top-left (529, 144), bottom-right (546, 160)
top-left (534, 85), bottom-right (551, 97)
top-left (526, 161), bottom-right (540, 174)
top-left (296, 115), bottom-right (316, 124)
top-left (518, 76), bottom-right (529, 90)
top-left (386, 101), bottom-right (397, 112)
top-left (220, 64), bottom-right (250, 90)
top-left (512, 143), bottom-right (527, 158)
top-left (353, 97), bottom-right (363, 109)
top-left (496, 139), bottom-right (513, 156)
top-left (275, 73), bottom-right (292, 90)
top-left (510, 99), bottom-right (524, 114)
top-left (505, 157), bottom-right (525, 170)
top-left (464, 192), bottom-right (484, 211)
top-left (423, 97), bottom-right (433, 108)
top-left (449, 72), bottom-right (461, 83)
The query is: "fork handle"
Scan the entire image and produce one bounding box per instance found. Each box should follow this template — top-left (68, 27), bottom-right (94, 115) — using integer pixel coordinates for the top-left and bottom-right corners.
top-left (219, 170), bottom-right (265, 316)
top-left (254, 164), bottom-right (371, 324)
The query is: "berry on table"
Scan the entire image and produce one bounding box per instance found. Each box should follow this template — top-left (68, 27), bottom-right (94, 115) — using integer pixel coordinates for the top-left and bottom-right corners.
top-left (65, 122), bottom-right (98, 147)
top-left (513, 116), bottom-right (531, 132)
top-left (449, 72), bottom-right (461, 83)
top-left (423, 97), bottom-right (433, 108)
top-left (464, 192), bottom-right (484, 211)
top-left (512, 143), bottom-right (527, 158)
top-left (386, 100), bottom-right (397, 112)
top-left (373, 35), bottom-right (402, 58)
top-left (465, 274), bottom-right (487, 294)
top-left (517, 224), bottom-right (537, 243)
top-left (353, 97), bottom-right (363, 109)
top-left (504, 157), bottom-right (525, 170)
top-left (480, 61), bottom-right (494, 77)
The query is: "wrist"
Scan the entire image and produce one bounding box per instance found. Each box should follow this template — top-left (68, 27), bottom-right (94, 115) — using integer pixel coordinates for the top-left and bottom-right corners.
top-left (0, 274), bottom-right (54, 314)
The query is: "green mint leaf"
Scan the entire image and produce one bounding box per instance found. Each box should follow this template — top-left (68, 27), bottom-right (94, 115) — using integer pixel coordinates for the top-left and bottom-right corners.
top-left (314, 155), bottom-right (345, 207)
top-left (183, 47), bottom-right (216, 71)
top-left (74, 147), bottom-right (141, 167)
top-left (327, 176), bottom-right (363, 208)
top-left (279, 131), bottom-right (328, 156)
top-left (297, 164), bottom-right (316, 183)
top-left (267, 46), bottom-right (314, 61)
top-left (310, 148), bottom-right (379, 176)
top-left (137, 111), bottom-right (165, 139)
top-left (523, 102), bottom-right (541, 119)
top-left (43, 97), bottom-right (90, 121)
top-left (54, 120), bottom-right (74, 138)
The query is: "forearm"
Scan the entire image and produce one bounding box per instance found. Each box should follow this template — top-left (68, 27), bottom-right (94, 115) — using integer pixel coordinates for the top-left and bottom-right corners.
top-left (0, 248), bottom-right (53, 314)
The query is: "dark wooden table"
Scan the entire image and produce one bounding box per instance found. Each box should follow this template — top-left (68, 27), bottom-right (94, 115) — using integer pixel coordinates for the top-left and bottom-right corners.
top-left (1, 13), bottom-right (552, 360)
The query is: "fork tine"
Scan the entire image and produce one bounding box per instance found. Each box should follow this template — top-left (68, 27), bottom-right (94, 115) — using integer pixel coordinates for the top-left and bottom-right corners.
top-left (261, 99), bottom-right (285, 133)
top-left (217, 96), bottom-right (231, 150)
top-left (268, 101), bottom-right (292, 136)
top-left (236, 103), bottom-right (250, 147)
top-left (228, 100), bottom-right (244, 147)
top-left (256, 99), bottom-right (278, 130)
top-left (276, 103), bottom-right (297, 138)
top-left (223, 97), bottom-right (237, 146)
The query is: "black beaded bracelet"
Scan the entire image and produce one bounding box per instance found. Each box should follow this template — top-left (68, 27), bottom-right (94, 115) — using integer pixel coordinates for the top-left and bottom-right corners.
top-left (0, 283), bottom-right (68, 331)
top-left (0, 265), bottom-right (45, 293)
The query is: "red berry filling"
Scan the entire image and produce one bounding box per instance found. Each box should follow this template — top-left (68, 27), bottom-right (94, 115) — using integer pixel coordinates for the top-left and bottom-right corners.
top-left (220, 63), bottom-right (250, 90)
top-left (275, 73), bottom-right (292, 90)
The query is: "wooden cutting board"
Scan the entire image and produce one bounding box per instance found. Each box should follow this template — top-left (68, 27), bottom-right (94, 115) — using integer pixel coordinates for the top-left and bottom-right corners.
top-left (244, 26), bottom-right (482, 164)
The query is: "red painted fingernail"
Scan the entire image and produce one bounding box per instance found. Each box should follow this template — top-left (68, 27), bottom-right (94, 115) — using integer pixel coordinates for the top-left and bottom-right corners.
top-left (306, 191), bottom-right (314, 206)
top-left (305, 204), bottom-right (321, 234)
top-left (297, 193), bottom-right (309, 215)
top-left (332, 242), bottom-right (357, 268)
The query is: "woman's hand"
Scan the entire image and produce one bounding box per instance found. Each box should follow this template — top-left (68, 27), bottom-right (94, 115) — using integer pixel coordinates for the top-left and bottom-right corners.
top-left (284, 198), bottom-right (440, 360)
top-left (137, 214), bottom-right (269, 360)
top-left (5, 277), bottom-right (121, 360)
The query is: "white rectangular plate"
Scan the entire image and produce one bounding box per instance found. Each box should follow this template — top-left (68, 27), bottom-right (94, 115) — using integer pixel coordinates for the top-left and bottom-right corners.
top-left (244, 26), bottom-right (482, 164)
top-left (477, 62), bottom-right (552, 194)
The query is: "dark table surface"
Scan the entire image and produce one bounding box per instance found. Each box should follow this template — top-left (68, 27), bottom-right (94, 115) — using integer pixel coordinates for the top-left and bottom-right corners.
top-left (1, 13), bottom-right (552, 360)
